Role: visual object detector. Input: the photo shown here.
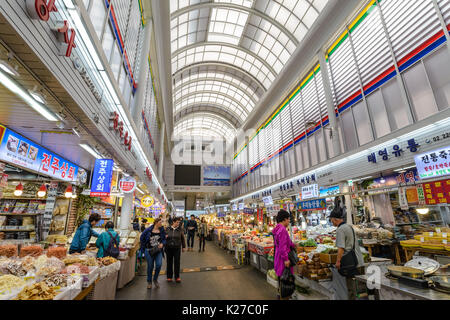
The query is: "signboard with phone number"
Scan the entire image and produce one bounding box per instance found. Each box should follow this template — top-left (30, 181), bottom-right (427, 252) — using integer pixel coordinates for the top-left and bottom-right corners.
top-left (0, 125), bottom-right (80, 183)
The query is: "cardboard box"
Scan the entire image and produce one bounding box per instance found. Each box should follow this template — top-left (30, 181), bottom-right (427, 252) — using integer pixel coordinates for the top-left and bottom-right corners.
top-left (320, 253), bottom-right (337, 264)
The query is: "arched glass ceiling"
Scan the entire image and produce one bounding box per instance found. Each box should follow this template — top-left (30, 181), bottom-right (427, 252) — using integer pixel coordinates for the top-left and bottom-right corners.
top-left (173, 113), bottom-right (236, 139)
top-left (175, 91), bottom-right (249, 121)
top-left (169, 0), bottom-right (330, 138)
top-left (174, 103), bottom-right (242, 127)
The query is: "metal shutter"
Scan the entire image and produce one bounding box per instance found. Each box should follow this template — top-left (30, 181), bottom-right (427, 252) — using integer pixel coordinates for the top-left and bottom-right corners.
top-left (302, 72), bottom-right (321, 130)
top-left (314, 69), bottom-right (328, 124)
top-left (327, 33), bottom-right (360, 107)
top-left (280, 103), bottom-right (293, 147)
top-left (437, 0), bottom-right (450, 25)
top-left (290, 89), bottom-right (304, 141)
top-left (350, 3), bottom-right (394, 88)
top-left (379, 0), bottom-right (442, 66)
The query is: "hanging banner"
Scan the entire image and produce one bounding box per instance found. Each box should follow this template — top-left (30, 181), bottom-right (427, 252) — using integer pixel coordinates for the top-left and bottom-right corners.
top-left (301, 184), bottom-right (319, 200)
top-left (416, 184), bottom-right (426, 205)
top-left (415, 146), bottom-right (450, 179)
top-left (119, 176), bottom-right (137, 193)
top-left (41, 181), bottom-right (58, 240)
top-left (90, 159), bottom-right (114, 197)
top-left (398, 187), bottom-right (409, 210)
top-left (0, 125), bottom-right (82, 183)
top-left (297, 199), bottom-right (327, 211)
top-left (405, 187), bottom-right (419, 204)
top-left (423, 180), bottom-right (448, 205)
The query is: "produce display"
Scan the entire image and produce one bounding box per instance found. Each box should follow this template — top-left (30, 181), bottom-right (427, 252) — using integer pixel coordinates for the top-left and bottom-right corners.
top-left (14, 282), bottom-right (59, 300)
top-left (267, 269), bottom-right (278, 281)
top-left (298, 253), bottom-right (332, 280)
top-left (19, 245), bottom-right (43, 257)
top-left (0, 274), bottom-right (25, 292)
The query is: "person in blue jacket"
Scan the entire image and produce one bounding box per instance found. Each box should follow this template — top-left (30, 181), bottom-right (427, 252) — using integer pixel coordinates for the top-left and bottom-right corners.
top-left (140, 217), bottom-right (166, 289)
top-left (69, 213), bottom-right (101, 254)
top-left (95, 221), bottom-right (120, 258)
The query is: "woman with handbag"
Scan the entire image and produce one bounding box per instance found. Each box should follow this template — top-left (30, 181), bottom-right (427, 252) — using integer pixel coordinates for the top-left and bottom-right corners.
top-left (273, 210), bottom-right (296, 300)
top-left (140, 218), bottom-right (166, 289)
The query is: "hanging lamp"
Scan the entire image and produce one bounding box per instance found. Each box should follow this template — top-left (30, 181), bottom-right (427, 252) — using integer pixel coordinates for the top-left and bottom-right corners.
top-left (64, 185), bottom-right (73, 198)
top-left (14, 182), bottom-right (23, 196)
top-left (37, 183), bottom-right (47, 197)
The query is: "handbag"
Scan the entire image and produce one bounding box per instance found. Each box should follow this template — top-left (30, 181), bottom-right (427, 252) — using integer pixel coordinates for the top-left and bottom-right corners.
top-left (279, 267), bottom-right (295, 298)
top-left (149, 245), bottom-right (161, 257)
top-left (288, 247), bottom-right (299, 266)
top-left (338, 225), bottom-right (359, 277)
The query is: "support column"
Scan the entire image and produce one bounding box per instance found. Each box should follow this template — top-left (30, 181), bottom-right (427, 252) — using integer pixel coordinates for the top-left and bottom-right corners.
top-left (132, 21), bottom-right (152, 125)
top-left (119, 192), bottom-right (134, 231)
top-left (318, 51), bottom-right (342, 157)
top-left (158, 122), bottom-right (165, 181)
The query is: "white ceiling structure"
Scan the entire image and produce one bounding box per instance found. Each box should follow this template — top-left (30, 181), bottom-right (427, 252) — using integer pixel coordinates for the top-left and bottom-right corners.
top-left (170, 0), bottom-right (330, 140)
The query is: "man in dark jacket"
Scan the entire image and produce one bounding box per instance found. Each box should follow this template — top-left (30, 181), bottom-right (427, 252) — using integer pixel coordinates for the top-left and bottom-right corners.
top-left (186, 215), bottom-right (198, 251)
top-left (69, 213), bottom-right (101, 254)
top-left (165, 217), bottom-right (186, 282)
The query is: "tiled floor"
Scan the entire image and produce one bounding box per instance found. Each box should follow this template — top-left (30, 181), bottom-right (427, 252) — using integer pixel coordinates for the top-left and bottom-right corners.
top-left (115, 242), bottom-right (277, 300)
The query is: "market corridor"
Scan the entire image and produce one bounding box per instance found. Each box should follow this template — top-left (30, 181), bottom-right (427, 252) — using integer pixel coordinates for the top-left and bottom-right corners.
top-left (115, 242), bottom-right (277, 300)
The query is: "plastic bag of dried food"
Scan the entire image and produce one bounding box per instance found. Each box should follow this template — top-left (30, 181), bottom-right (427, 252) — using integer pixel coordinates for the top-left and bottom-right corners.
top-left (5, 260), bottom-right (26, 277)
top-left (46, 246), bottom-right (67, 259)
top-left (21, 256), bottom-right (36, 273)
top-left (19, 244), bottom-right (43, 257)
top-left (33, 255), bottom-right (48, 271)
top-left (0, 244), bottom-right (18, 258)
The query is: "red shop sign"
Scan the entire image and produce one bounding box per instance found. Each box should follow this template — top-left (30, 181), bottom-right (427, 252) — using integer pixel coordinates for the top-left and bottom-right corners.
top-left (26, 0), bottom-right (76, 58)
top-left (119, 176), bottom-right (136, 193)
top-left (145, 167), bottom-right (152, 181)
top-left (109, 112), bottom-right (132, 151)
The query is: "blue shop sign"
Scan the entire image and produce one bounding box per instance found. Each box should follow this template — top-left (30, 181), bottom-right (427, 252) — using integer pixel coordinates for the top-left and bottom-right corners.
top-left (297, 199), bottom-right (327, 211)
top-left (0, 125), bottom-right (81, 183)
top-left (90, 159), bottom-right (114, 197)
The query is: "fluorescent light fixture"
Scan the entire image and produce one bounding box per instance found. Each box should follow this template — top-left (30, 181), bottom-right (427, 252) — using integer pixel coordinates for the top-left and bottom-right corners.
top-left (72, 127), bottom-right (80, 137)
top-left (67, 8), bottom-right (104, 70)
top-left (63, 0), bottom-right (76, 9)
top-left (0, 69), bottom-right (58, 121)
top-left (0, 60), bottom-right (19, 77)
top-left (393, 165), bottom-right (416, 173)
top-left (352, 176), bottom-right (373, 182)
top-left (99, 70), bottom-right (120, 104)
top-left (416, 207), bottom-right (429, 215)
top-left (136, 187), bottom-right (144, 194)
top-left (28, 90), bottom-right (46, 104)
top-left (79, 143), bottom-right (102, 159)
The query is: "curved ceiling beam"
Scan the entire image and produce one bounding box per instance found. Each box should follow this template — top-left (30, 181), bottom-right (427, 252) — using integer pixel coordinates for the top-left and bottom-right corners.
top-left (171, 2), bottom-right (299, 46)
top-left (172, 42), bottom-right (277, 78)
top-left (174, 103), bottom-right (243, 128)
top-left (174, 61), bottom-right (266, 91)
top-left (174, 90), bottom-right (253, 116)
top-left (173, 77), bottom-right (259, 105)
top-left (174, 127), bottom-right (230, 139)
top-left (175, 111), bottom-right (237, 133)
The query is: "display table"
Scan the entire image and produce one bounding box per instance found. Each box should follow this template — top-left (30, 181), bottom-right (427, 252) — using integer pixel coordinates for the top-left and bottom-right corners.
top-left (116, 254), bottom-right (136, 289)
top-left (294, 275), bottom-right (335, 300)
top-left (88, 270), bottom-right (119, 300)
top-left (401, 246), bottom-right (450, 262)
top-left (74, 279), bottom-right (99, 300)
top-left (363, 242), bottom-right (401, 265)
top-left (355, 274), bottom-right (450, 300)
top-left (247, 241), bottom-right (273, 256)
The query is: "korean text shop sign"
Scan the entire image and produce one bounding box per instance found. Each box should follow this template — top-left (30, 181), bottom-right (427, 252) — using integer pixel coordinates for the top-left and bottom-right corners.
top-left (0, 125), bottom-right (80, 182)
top-left (90, 159), bottom-right (114, 197)
top-left (415, 146), bottom-right (450, 179)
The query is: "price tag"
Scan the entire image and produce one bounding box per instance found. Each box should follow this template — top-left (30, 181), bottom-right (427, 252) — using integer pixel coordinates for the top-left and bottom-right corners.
top-left (436, 228), bottom-right (441, 233)
top-left (429, 232), bottom-right (434, 237)
top-left (420, 237), bottom-right (425, 243)
top-left (443, 233), bottom-right (448, 238)
top-left (443, 239), bottom-right (448, 245)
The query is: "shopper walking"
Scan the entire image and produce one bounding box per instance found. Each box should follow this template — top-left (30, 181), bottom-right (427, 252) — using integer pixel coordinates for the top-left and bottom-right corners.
top-left (95, 221), bottom-right (120, 258)
top-left (272, 209), bottom-right (296, 300)
top-left (165, 217), bottom-right (186, 282)
top-left (132, 218), bottom-right (140, 231)
top-left (329, 209), bottom-right (364, 300)
top-left (186, 215), bottom-right (198, 251)
top-left (140, 218), bottom-right (147, 233)
top-left (69, 213), bottom-right (101, 254)
top-left (140, 218), bottom-right (166, 289)
top-left (198, 217), bottom-right (208, 252)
